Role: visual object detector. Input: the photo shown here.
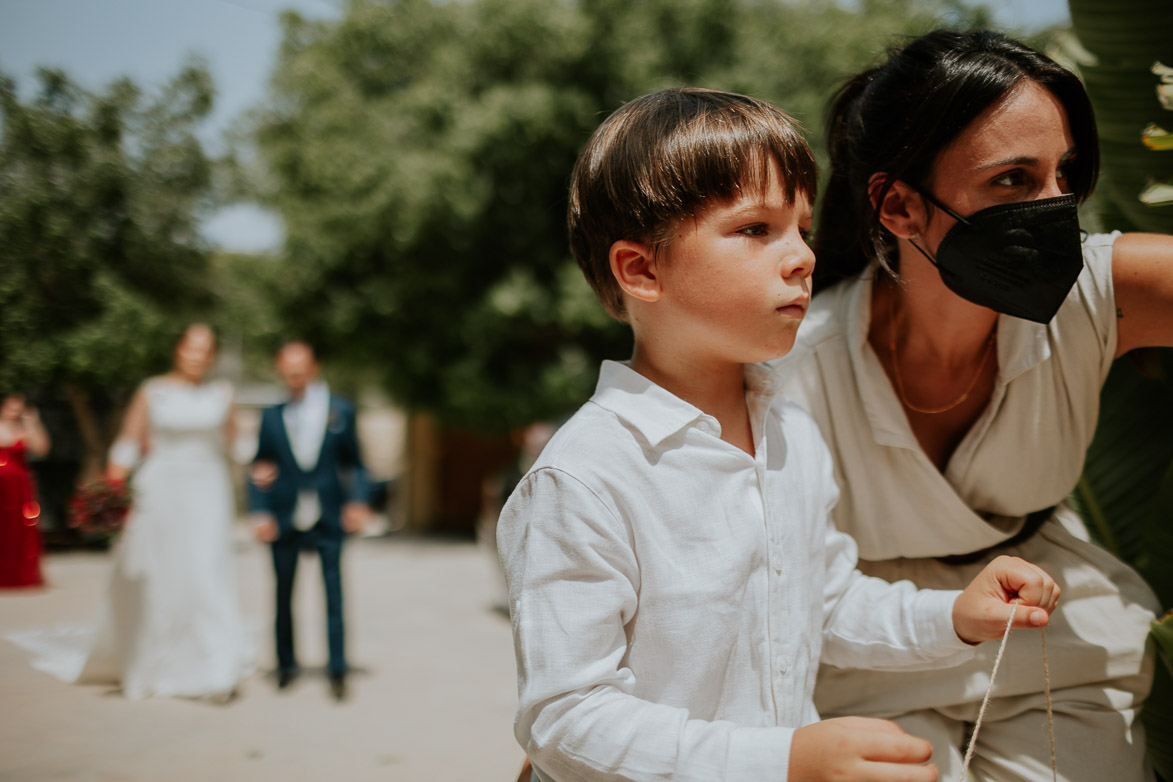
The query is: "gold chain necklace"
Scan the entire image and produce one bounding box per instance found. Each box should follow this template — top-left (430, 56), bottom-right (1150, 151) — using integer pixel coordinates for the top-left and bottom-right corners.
top-left (887, 287), bottom-right (996, 415)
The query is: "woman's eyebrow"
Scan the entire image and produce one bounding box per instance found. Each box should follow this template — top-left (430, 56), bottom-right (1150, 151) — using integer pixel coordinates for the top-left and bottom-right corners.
top-left (978, 155), bottom-right (1034, 170)
top-left (978, 147), bottom-right (1077, 171)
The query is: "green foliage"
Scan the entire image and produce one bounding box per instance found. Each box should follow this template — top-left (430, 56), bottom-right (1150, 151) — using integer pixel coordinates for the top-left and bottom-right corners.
top-left (209, 250), bottom-right (290, 370)
top-left (1067, 0), bottom-right (1173, 235)
top-left (1065, 2), bottom-right (1173, 776)
top-left (249, 0), bottom-right (983, 431)
top-left (1072, 350), bottom-right (1173, 610)
top-left (0, 64), bottom-right (218, 396)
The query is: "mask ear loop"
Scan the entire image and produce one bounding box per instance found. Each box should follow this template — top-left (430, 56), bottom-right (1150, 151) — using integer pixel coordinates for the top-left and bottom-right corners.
top-left (907, 235), bottom-right (940, 268)
top-left (903, 182), bottom-right (971, 269)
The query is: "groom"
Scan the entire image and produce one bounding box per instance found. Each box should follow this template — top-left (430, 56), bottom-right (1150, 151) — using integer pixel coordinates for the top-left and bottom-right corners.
top-left (248, 341), bottom-right (371, 701)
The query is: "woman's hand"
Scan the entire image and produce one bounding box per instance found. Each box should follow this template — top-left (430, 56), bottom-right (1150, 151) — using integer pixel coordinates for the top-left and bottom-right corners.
top-left (790, 716), bottom-right (938, 781)
top-left (18, 404), bottom-right (51, 457)
top-left (251, 513), bottom-right (279, 543)
top-left (952, 555), bottom-right (1060, 644)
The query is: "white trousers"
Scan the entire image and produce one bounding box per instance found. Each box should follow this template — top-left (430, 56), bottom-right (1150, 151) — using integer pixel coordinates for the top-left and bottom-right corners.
top-left (815, 512), bottom-right (1159, 782)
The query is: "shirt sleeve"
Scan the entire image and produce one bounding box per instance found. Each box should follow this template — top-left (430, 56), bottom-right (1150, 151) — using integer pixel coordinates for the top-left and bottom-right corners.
top-left (1073, 231), bottom-right (1121, 383)
top-left (820, 520), bottom-right (975, 670)
top-left (498, 467), bottom-right (795, 782)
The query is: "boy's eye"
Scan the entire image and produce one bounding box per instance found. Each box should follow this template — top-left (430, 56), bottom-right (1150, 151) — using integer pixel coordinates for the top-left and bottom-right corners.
top-left (738, 224), bottom-right (769, 237)
top-left (799, 228), bottom-right (812, 244)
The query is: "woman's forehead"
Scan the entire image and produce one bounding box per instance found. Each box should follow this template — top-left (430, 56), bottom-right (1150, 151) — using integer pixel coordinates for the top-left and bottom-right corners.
top-left (940, 81), bottom-right (1074, 170)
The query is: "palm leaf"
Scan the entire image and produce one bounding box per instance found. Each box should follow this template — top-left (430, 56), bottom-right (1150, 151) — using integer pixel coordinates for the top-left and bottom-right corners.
top-left (1072, 351), bottom-right (1173, 585)
top-left (1066, 1), bottom-right (1173, 776)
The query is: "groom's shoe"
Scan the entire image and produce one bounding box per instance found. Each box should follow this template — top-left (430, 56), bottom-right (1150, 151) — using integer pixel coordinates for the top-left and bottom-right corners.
top-left (329, 673), bottom-right (347, 702)
top-left (277, 669), bottom-right (298, 690)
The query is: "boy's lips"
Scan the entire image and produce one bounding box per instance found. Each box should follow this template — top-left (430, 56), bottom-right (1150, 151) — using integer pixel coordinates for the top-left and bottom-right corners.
top-left (777, 296), bottom-right (809, 316)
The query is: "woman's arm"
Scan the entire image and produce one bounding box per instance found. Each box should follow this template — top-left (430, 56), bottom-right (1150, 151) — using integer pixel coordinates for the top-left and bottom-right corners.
top-left (1113, 232), bottom-right (1173, 356)
top-left (19, 405), bottom-right (50, 458)
top-left (106, 384), bottom-right (150, 482)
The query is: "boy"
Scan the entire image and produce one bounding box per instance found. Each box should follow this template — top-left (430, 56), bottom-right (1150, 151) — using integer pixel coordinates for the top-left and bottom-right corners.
top-left (496, 87), bottom-right (1059, 782)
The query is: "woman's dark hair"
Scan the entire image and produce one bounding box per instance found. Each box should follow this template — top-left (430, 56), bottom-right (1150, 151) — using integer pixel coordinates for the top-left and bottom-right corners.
top-left (812, 28), bottom-right (1099, 291)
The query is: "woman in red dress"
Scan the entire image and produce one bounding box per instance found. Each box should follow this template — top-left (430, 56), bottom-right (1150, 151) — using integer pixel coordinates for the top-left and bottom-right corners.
top-left (0, 392), bottom-right (51, 588)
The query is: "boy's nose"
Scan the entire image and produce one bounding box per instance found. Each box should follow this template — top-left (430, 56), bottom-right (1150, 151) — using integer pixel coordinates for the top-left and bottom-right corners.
top-left (783, 241), bottom-right (815, 281)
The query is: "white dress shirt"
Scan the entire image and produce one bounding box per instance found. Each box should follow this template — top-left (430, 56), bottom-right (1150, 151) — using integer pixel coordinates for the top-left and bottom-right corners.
top-left (497, 361), bottom-right (973, 782)
top-left (284, 380), bottom-right (329, 530)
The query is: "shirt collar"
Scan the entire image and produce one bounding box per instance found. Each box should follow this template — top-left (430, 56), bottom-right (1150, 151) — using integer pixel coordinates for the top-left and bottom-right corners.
top-left (589, 360), bottom-right (778, 450)
top-left (289, 380), bottom-right (328, 404)
top-left (845, 263), bottom-right (1052, 444)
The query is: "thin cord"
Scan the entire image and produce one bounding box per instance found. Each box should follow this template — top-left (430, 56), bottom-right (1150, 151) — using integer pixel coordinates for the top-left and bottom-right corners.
top-left (1043, 628), bottom-right (1057, 782)
top-left (957, 602), bottom-right (1018, 781)
top-left (957, 600), bottom-right (1058, 782)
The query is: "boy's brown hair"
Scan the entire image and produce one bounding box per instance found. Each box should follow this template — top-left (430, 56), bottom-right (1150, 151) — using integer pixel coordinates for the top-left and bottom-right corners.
top-left (567, 87), bottom-right (818, 321)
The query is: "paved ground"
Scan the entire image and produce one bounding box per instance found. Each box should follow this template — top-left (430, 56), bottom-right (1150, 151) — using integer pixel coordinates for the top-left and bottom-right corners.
top-left (0, 527), bottom-right (525, 782)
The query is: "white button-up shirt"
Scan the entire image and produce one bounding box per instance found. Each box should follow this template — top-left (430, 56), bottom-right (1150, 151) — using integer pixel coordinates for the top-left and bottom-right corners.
top-left (498, 361), bottom-right (973, 782)
top-left (284, 380), bottom-right (330, 529)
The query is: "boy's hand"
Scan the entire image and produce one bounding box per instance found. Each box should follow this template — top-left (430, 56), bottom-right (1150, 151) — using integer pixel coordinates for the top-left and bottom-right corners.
top-left (953, 555), bottom-right (1060, 645)
top-left (790, 717), bottom-right (938, 781)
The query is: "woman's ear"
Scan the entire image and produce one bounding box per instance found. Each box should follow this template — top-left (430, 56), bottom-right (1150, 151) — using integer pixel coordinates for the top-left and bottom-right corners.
top-left (610, 240), bottom-right (661, 303)
top-left (869, 173), bottom-right (926, 239)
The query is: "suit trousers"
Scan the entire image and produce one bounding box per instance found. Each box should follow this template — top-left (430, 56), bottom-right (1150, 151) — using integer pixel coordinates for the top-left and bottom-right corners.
top-left (270, 523), bottom-right (346, 677)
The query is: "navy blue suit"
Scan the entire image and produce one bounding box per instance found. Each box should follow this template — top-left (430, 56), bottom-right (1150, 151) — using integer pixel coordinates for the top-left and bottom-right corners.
top-left (248, 394), bottom-right (370, 678)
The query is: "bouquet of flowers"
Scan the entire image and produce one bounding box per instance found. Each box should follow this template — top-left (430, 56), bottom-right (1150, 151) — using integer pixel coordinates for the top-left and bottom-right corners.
top-left (68, 478), bottom-right (133, 537)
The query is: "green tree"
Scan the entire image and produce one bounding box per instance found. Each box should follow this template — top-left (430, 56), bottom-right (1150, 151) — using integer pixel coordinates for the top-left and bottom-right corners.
top-left (249, 0), bottom-right (988, 433)
top-left (0, 64), bottom-right (217, 477)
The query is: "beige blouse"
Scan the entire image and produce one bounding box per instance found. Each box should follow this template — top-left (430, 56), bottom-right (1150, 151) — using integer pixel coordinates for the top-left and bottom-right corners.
top-left (771, 232), bottom-right (1120, 560)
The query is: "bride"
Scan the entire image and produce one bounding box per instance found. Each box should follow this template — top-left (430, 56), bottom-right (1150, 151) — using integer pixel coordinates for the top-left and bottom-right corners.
top-left (10, 323), bottom-right (254, 701)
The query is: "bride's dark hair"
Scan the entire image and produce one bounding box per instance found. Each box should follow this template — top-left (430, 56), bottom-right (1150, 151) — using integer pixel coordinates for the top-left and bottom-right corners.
top-left (174, 322), bottom-right (217, 348)
top-left (812, 28), bottom-right (1099, 292)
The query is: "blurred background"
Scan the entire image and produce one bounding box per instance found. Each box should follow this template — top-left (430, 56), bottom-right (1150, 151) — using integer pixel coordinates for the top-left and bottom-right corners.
top-left (9, 0), bottom-right (1135, 544)
top-left (2, 0), bottom-right (1172, 778)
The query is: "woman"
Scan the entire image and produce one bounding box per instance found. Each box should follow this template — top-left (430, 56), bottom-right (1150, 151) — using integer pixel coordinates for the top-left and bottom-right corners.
top-left (11, 324), bottom-right (253, 701)
top-left (774, 29), bottom-right (1173, 781)
top-left (0, 393), bottom-right (51, 588)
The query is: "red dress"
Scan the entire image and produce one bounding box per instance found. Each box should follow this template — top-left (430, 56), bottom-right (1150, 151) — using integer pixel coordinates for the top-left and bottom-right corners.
top-left (0, 439), bottom-right (45, 588)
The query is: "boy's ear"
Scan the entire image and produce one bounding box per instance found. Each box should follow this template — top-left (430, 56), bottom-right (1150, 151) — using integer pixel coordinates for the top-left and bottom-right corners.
top-left (610, 240), bottom-right (661, 303)
top-left (869, 173), bottom-right (926, 239)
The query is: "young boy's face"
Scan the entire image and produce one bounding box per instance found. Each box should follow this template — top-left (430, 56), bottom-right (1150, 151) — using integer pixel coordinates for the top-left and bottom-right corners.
top-left (654, 158), bottom-right (814, 365)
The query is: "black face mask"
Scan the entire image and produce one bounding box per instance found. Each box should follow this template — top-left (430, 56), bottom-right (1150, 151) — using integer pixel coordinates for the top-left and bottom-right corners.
top-left (907, 188), bottom-right (1084, 324)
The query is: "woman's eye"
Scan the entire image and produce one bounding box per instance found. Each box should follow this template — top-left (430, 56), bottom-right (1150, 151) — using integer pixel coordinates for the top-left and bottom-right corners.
top-left (992, 170), bottom-right (1025, 187)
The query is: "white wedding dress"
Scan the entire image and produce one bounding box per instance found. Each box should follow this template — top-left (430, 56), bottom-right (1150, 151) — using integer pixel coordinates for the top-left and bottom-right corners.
top-left (9, 378), bottom-right (254, 700)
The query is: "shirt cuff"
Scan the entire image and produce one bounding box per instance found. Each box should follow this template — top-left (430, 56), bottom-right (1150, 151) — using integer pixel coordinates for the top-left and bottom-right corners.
top-left (727, 725), bottom-right (795, 780)
top-left (915, 588), bottom-right (975, 658)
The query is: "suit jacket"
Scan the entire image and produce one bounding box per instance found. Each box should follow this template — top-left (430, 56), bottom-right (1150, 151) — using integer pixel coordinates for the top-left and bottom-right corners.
top-left (248, 394), bottom-right (371, 537)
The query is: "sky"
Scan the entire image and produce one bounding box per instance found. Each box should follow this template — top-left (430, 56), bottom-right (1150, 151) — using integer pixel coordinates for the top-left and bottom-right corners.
top-left (0, 0), bottom-right (1072, 253)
